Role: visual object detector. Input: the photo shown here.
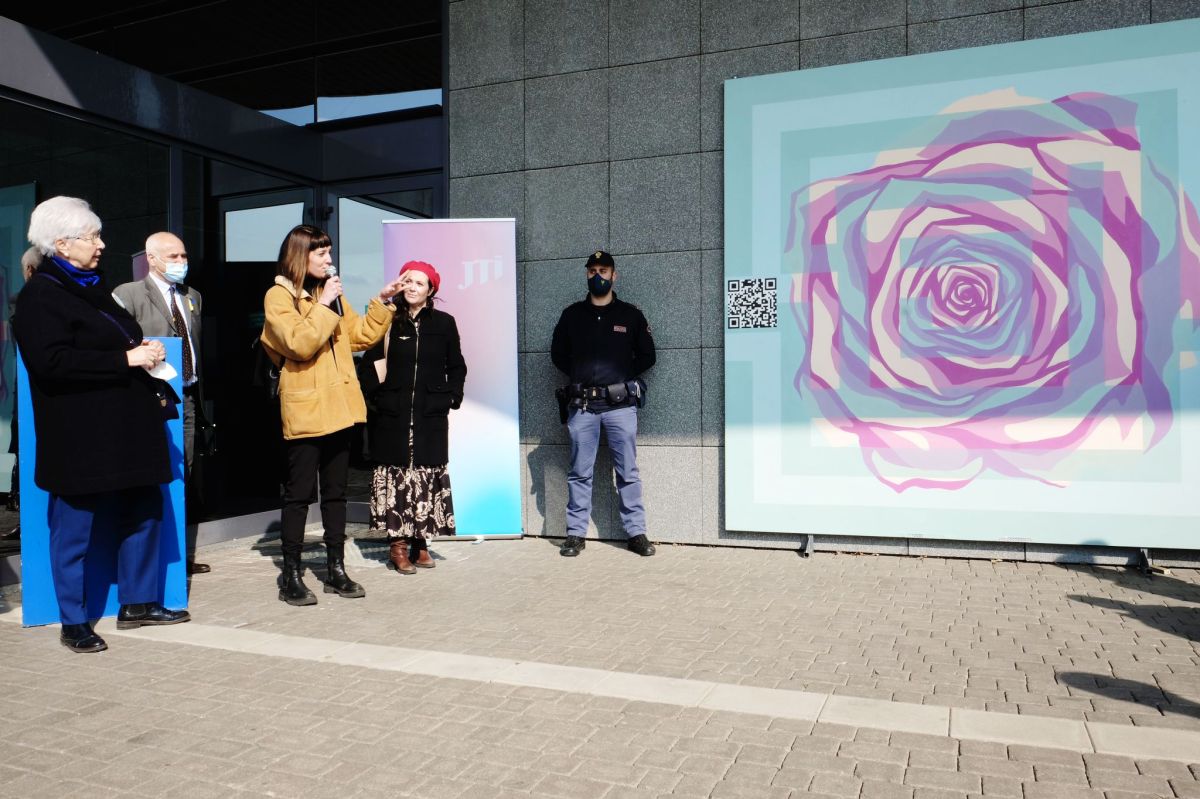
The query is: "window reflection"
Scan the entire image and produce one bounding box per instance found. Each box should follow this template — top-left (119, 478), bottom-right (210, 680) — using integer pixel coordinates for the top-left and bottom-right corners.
top-left (224, 203), bottom-right (305, 262)
top-left (317, 89), bottom-right (442, 124)
top-left (262, 106), bottom-right (316, 126)
top-left (0, 97), bottom-right (169, 531)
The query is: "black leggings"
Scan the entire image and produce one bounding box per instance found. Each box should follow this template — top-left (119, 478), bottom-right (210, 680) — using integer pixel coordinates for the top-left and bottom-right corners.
top-left (280, 428), bottom-right (351, 560)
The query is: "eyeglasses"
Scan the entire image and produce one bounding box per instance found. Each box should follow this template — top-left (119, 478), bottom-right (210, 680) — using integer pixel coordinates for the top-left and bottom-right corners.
top-left (70, 233), bottom-right (103, 244)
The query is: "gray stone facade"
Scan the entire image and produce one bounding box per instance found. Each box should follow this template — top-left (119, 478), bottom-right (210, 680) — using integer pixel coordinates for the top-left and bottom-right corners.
top-left (447, 0), bottom-right (1200, 565)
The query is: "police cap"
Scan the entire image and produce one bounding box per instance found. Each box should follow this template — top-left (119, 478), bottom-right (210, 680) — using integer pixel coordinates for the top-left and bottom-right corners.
top-left (585, 250), bottom-right (615, 268)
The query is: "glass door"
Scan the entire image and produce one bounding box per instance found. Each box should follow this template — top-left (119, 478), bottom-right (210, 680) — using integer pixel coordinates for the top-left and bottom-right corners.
top-left (322, 175), bottom-right (442, 505)
top-left (200, 185), bottom-right (314, 521)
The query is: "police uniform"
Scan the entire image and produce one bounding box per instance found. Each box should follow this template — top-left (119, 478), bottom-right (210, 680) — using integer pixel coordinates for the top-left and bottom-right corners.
top-left (550, 251), bottom-right (656, 556)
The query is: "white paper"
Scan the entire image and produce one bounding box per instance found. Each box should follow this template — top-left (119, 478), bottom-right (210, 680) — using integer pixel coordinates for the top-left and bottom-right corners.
top-left (147, 360), bottom-right (178, 381)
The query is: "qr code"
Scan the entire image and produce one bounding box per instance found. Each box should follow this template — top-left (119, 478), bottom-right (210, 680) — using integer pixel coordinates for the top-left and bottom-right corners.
top-left (727, 278), bottom-right (778, 329)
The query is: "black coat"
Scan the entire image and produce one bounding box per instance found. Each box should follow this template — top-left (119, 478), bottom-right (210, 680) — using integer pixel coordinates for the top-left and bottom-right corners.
top-left (360, 305), bottom-right (467, 467)
top-left (13, 258), bottom-right (172, 495)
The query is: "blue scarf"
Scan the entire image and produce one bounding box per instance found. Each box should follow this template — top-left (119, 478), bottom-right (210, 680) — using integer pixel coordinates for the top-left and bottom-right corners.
top-left (50, 255), bottom-right (101, 287)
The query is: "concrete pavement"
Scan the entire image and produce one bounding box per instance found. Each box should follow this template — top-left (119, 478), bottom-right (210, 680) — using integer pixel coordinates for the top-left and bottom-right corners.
top-left (1, 531), bottom-right (1197, 797)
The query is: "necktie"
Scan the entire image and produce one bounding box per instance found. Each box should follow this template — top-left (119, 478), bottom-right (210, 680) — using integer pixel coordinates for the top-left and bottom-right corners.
top-left (168, 286), bottom-right (195, 383)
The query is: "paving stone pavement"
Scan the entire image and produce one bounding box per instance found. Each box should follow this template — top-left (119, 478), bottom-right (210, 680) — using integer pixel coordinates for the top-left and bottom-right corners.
top-left (1, 532), bottom-right (1198, 797)
top-left (200, 531), bottom-right (1200, 729)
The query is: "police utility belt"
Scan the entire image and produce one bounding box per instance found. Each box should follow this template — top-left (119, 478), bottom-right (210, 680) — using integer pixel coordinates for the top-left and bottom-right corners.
top-left (555, 379), bottom-right (646, 423)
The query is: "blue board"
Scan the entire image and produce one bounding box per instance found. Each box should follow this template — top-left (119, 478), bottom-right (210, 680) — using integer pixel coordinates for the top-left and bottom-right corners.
top-left (18, 338), bottom-right (187, 626)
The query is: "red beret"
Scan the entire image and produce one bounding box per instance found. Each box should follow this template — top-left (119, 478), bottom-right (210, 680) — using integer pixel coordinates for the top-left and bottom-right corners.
top-left (399, 260), bottom-right (441, 293)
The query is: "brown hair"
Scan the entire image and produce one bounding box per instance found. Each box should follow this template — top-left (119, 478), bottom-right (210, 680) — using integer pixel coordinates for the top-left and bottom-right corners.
top-left (276, 224), bottom-right (332, 288)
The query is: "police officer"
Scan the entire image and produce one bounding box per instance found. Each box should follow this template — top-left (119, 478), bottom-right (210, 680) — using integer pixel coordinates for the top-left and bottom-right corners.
top-left (551, 250), bottom-right (656, 557)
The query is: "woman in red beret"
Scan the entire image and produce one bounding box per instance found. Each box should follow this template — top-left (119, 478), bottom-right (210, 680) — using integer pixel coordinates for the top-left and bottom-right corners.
top-left (359, 261), bottom-right (467, 573)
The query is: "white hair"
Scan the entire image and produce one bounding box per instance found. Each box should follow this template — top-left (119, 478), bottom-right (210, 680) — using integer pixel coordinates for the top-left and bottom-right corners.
top-left (27, 196), bottom-right (102, 256)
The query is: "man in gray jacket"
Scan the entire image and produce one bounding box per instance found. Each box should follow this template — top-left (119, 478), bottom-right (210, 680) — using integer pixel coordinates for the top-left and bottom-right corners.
top-left (113, 232), bottom-right (209, 574)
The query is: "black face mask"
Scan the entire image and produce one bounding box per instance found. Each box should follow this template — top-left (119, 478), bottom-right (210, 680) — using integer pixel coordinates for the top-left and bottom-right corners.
top-left (588, 272), bottom-right (612, 297)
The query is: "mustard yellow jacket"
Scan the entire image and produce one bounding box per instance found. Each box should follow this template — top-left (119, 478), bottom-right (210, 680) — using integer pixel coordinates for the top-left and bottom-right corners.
top-left (261, 276), bottom-right (395, 440)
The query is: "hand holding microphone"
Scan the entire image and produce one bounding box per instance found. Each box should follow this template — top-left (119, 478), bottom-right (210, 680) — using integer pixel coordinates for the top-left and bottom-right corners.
top-left (321, 265), bottom-right (344, 316)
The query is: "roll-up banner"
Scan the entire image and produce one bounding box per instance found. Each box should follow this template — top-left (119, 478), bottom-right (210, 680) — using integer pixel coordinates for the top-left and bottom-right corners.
top-left (382, 219), bottom-right (522, 538)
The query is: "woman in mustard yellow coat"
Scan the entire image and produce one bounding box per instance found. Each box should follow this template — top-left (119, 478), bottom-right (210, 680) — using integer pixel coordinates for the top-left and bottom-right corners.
top-left (261, 225), bottom-right (401, 606)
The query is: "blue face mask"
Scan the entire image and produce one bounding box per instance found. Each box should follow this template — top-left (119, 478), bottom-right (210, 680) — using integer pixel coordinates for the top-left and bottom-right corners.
top-left (588, 272), bottom-right (612, 297)
top-left (163, 261), bottom-right (188, 284)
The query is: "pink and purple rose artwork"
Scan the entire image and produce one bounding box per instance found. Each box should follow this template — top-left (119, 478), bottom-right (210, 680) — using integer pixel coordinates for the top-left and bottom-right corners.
top-left (786, 89), bottom-right (1200, 492)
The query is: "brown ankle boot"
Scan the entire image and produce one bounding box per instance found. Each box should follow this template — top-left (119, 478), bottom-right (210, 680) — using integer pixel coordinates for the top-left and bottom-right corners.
top-left (388, 540), bottom-right (416, 574)
top-left (412, 536), bottom-right (436, 569)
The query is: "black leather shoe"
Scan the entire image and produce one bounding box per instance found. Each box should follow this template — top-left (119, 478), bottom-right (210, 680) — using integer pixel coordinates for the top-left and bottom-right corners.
top-left (187, 562), bottom-right (211, 575)
top-left (116, 603), bottom-right (192, 629)
top-left (627, 534), bottom-right (656, 557)
top-left (60, 623), bottom-right (107, 653)
top-left (560, 536), bottom-right (585, 557)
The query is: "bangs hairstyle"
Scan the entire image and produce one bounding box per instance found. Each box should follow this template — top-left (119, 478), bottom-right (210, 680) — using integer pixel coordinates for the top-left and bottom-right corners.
top-left (276, 224), bottom-right (332, 286)
top-left (28, 196), bottom-right (102, 256)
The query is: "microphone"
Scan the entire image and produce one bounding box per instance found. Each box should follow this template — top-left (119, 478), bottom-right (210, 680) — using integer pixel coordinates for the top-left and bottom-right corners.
top-left (324, 265), bottom-right (344, 316)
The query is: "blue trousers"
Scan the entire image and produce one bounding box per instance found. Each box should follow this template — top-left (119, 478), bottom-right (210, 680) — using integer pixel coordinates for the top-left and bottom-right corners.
top-left (566, 405), bottom-right (646, 538)
top-left (47, 486), bottom-right (163, 625)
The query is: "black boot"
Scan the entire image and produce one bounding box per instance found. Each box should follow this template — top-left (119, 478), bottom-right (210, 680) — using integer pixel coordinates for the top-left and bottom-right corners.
top-left (324, 545), bottom-right (365, 598)
top-left (278, 554), bottom-right (317, 606)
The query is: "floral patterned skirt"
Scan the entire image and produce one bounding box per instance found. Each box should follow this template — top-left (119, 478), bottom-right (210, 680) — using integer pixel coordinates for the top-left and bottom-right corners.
top-left (370, 464), bottom-right (456, 541)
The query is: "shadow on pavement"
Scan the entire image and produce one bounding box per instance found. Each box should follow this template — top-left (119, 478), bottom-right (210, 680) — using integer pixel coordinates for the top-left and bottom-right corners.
top-left (1057, 671), bottom-right (1200, 719)
top-left (248, 521), bottom-right (449, 582)
top-left (1064, 562), bottom-right (1200, 604)
top-left (1068, 593), bottom-right (1200, 642)
top-left (525, 443), bottom-right (621, 538)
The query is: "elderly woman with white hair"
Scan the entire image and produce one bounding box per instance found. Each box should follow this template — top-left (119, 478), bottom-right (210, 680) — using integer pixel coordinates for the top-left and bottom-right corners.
top-left (12, 196), bottom-right (191, 653)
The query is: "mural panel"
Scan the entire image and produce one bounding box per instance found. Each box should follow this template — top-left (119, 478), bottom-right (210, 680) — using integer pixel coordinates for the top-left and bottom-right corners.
top-left (724, 21), bottom-right (1200, 547)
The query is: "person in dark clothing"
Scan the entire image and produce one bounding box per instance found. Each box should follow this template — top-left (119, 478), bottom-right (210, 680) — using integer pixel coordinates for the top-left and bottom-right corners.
top-left (550, 250), bottom-right (657, 558)
top-left (13, 196), bottom-right (191, 653)
top-left (4, 247), bottom-right (41, 524)
top-left (360, 260), bottom-right (467, 574)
